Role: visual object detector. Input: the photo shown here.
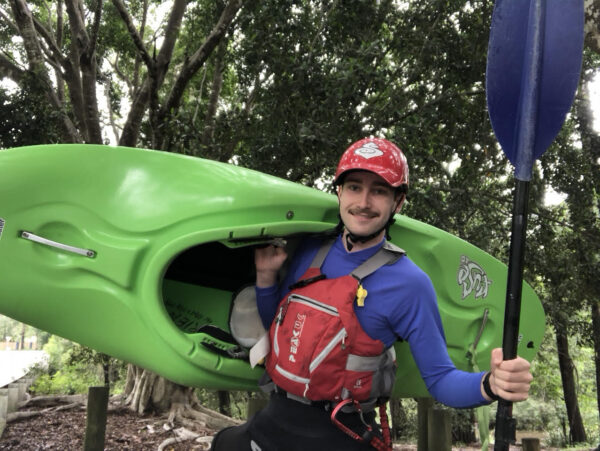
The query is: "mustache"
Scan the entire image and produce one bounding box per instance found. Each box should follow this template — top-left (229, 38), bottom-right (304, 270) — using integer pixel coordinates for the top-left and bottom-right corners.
top-left (348, 208), bottom-right (379, 217)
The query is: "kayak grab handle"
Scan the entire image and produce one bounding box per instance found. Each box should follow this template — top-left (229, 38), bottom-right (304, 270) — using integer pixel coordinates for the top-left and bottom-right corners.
top-left (20, 231), bottom-right (96, 258)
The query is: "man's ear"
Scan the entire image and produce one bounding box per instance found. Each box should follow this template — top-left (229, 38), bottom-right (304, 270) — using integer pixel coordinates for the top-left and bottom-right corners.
top-left (336, 185), bottom-right (342, 201)
top-left (394, 194), bottom-right (405, 213)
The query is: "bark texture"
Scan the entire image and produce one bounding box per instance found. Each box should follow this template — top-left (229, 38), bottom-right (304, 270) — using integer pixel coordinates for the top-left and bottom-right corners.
top-left (555, 326), bottom-right (587, 444)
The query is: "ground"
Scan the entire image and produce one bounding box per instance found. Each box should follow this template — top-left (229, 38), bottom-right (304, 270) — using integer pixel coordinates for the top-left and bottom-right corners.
top-left (0, 405), bottom-right (215, 450)
top-left (0, 406), bottom-right (592, 451)
top-left (0, 406), bottom-right (463, 451)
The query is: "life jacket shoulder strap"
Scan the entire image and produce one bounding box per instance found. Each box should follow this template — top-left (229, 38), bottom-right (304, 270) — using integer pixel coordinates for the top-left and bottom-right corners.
top-left (351, 242), bottom-right (405, 281)
top-left (308, 238), bottom-right (336, 268)
top-left (308, 238), bottom-right (405, 280)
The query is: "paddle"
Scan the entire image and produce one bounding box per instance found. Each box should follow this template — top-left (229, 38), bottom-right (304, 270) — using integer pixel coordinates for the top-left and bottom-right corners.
top-left (485, 1), bottom-right (584, 449)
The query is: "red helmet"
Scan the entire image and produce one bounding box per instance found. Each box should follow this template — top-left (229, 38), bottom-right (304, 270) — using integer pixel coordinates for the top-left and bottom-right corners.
top-left (334, 138), bottom-right (409, 188)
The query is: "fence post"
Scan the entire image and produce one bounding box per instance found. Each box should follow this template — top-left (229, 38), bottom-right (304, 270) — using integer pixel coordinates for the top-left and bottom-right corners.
top-left (417, 398), bottom-right (433, 451)
top-left (247, 392), bottom-right (269, 419)
top-left (522, 437), bottom-right (541, 451)
top-left (83, 386), bottom-right (109, 451)
top-left (0, 388), bottom-right (8, 438)
top-left (16, 380), bottom-right (27, 402)
top-left (427, 406), bottom-right (451, 451)
top-left (6, 384), bottom-right (19, 414)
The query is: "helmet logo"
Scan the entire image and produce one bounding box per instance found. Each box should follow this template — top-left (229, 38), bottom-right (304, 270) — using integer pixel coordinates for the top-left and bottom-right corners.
top-left (354, 142), bottom-right (384, 159)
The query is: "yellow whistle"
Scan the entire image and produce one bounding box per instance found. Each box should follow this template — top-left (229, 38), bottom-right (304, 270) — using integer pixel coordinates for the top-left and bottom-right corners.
top-left (356, 285), bottom-right (368, 307)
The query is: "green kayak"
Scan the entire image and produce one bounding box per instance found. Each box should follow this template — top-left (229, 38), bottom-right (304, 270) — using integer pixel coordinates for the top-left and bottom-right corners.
top-left (0, 144), bottom-right (545, 397)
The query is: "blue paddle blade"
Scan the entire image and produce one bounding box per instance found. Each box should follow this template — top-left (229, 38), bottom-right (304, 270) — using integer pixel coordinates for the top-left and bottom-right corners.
top-left (486, 0), bottom-right (584, 180)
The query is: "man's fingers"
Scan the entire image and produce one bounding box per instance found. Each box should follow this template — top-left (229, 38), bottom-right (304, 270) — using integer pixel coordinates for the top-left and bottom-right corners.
top-left (492, 374), bottom-right (532, 402)
top-left (490, 357), bottom-right (533, 402)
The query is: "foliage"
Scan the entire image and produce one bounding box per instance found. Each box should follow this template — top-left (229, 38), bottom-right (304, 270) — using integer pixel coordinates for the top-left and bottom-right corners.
top-left (195, 389), bottom-right (252, 420)
top-left (0, 78), bottom-right (63, 149)
top-left (42, 335), bottom-right (77, 375)
top-left (29, 335), bottom-right (126, 395)
top-left (30, 364), bottom-right (103, 395)
top-left (0, 315), bottom-right (49, 349)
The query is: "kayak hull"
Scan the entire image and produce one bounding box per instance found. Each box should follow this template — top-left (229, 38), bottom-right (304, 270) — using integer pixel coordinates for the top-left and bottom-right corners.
top-left (0, 144), bottom-right (545, 397)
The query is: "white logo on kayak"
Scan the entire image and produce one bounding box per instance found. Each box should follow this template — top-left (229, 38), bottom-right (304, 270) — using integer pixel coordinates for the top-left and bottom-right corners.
top-left (457, 256), bottom-right (492, 300)
top-left (0, 218), bottom-right (4, 240)
top-left (354, 142), bottom-right (383, 159)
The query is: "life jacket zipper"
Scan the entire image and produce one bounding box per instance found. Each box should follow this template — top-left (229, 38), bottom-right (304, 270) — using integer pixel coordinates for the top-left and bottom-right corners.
top-left (309, 327), bottom-right (347, 373)
top-left (287, 294), bottom-right (339, 316)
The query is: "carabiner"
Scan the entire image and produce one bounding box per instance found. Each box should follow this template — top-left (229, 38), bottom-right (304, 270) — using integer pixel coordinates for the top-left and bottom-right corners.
top-left (331, 398), bottom-right (374, 442)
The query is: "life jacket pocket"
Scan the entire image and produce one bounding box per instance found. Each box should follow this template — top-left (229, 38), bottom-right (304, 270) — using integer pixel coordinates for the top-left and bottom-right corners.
top-left (269, 293), bottom-right (351, 400)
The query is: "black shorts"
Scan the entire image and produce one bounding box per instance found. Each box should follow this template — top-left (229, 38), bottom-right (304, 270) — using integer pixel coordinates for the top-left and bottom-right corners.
top-left (210, 393), bottom-right (381, 451)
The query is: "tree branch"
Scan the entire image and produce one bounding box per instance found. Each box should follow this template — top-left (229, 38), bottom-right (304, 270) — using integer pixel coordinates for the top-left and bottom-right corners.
top-left (88, 0), bottom-right (102, 58)
top-left (160, 0), bottom-right (244, 119)
top-left (0, 7), bottom-right (19, 33)
top-left (0, 52), bottom-right (25, 82)
top-left (31, 15), bottom-right (66, 67)
top-left (10, 0), bottom-right (47, 68)
top-left (119, 0), bottom-right (188, 147)
top-left (584, 0), bottom-right (600, 55)
top-left (9, 0), bottom-right (80, 142)
top-left (111, 0), bottom-right (154, 70)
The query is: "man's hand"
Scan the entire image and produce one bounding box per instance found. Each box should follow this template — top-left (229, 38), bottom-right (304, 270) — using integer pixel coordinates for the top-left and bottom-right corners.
top-left (482, 348), bottom-right (533, 402)
top-left (255, 244), bottom-right (287, 288)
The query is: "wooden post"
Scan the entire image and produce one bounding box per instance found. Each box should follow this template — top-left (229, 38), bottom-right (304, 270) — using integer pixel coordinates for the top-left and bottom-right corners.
top-left (417, 398), bottom-right (434, 451)
top-left (522, 437), bottom-right (541, 451)
top-left (6, 384), bottom-right (18, 413)
top-left (83, 386), bottom-right (109, 451)
top-left (246, 392), bottom-right (269, 419)
top-left (0, 388), bottom-right (8, 438)
top-left (16, 381), bottom-right (27, 402)
top-left (427, 407), bottom-right (451, 451)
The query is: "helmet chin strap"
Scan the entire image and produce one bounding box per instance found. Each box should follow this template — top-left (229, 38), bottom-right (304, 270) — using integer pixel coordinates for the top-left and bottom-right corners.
top-left (339, 214), bottom-right (397, 252)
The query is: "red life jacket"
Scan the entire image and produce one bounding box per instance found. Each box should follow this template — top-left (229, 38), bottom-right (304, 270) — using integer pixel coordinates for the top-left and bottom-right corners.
top-left (265, 239), bottom-right (404, 404)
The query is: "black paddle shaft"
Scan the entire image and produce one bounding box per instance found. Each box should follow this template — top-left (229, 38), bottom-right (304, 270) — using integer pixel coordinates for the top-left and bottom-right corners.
top-left (494, 179), bottom-right (530, 451)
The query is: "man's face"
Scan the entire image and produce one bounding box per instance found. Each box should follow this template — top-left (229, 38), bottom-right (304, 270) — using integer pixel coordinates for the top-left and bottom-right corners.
top-left (337, 170), bottom-right (402, 240)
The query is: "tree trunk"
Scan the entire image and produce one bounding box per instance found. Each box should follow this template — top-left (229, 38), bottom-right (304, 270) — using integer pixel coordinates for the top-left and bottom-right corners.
top-left (555, 325), bottom-right (587, 444)
top-left (451, 409), bottom-right (476, 445)
top-left (9, 0), bottom-right (80, 142)
top-left (584, 0), bottom-right (600, 55)
top-left (592, 301), bottom-right (600, 428)
top-left (19, 323), bottom-right (25, 350)
top-left (217, 391), bottom-right (231, 417)
top-left (122, 364), bottom-right (240, 431)
top-left (201, 38), bottom-right (227, 150)
top-left (123, 364), bottom-right (198, 415)
top-left (389, 398), bottom-right (405, 441)
top-left (575, 69), bottom-right (600, 433)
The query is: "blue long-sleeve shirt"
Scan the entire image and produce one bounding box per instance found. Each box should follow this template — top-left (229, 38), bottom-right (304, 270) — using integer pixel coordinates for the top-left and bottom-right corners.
top-left (256, 235), bottom-right (488, 408)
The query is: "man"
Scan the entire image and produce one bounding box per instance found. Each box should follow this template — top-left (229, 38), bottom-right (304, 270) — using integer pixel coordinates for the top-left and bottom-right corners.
top-left (211, 137), bottom-right (532, 451)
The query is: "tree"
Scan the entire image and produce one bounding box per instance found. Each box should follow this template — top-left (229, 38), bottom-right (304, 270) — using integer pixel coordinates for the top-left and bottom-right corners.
top-left (522, 44), bottom-right (600, 443)
top-left (585, 0), bottom-right (600, 55)
top-left (0, 0), bottom-right (244, 423)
